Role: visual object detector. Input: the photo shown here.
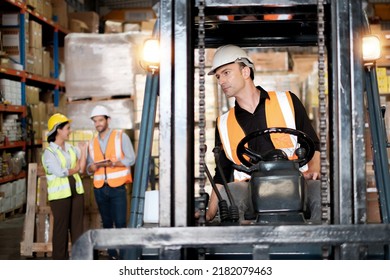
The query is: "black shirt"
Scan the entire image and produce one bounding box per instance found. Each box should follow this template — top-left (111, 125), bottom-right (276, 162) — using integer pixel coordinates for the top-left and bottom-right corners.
top-left (213, 86), bottom-right (320, 185)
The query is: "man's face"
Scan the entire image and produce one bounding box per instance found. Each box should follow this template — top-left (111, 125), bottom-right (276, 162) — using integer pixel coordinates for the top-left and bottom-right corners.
top-left (214, 63), bottom-right (246, 98)
top-left (92, 115), bottom-right (109, 133)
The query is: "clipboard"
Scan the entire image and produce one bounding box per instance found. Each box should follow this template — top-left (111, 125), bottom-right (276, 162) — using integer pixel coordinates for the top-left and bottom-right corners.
top-left (94, 159), bottom-right (111, 165)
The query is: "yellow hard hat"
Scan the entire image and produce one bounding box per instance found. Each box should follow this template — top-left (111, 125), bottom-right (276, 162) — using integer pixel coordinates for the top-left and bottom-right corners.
top-left (47, 113), bottom-right (72, 135)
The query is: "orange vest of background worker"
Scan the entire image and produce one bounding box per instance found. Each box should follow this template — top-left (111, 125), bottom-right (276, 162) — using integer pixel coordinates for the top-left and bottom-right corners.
top-left (217, 91), bottom-right (304, 182)
top-left (87, 105), bottom-right (136, 260)
top-left (89, 129), bottom-right (132, 188)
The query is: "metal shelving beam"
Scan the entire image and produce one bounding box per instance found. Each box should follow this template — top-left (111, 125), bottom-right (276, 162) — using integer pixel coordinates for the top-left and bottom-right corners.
top-left (99, 0), bottom-right (158, 9)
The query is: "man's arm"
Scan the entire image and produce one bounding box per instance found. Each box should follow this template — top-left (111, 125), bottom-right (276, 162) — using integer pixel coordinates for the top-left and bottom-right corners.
top-left (116, 131), bottom-right (136, 167)
top-left (206, 183), bottom-right (224, 221)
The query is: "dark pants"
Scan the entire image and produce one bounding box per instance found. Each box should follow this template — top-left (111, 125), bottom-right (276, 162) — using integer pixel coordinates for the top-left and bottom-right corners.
top-left (94, 184), bottom-right (127, 259)
top-left (50, 176), bottom-right (84, 260)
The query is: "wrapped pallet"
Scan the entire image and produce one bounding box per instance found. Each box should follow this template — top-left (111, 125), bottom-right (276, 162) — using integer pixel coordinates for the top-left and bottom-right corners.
top-left (65, 32), bottom-right (148, 99)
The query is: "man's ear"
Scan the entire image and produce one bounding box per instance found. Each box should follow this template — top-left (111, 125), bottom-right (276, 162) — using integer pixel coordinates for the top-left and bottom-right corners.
top-left (242, 66), bottom-right (251, 79)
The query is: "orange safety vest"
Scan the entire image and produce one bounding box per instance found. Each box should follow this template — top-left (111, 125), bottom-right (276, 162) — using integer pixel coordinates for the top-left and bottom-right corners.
top-left (217, 91), bottom-right (304, 181)
top-left (89, 130), bottom-right (132, 188)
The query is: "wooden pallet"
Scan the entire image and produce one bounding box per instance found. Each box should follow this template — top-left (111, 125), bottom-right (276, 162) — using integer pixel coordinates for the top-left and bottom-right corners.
top-left (20, 163), bottom-right (103, 258)
top-left (0, 204), bottom-right (25, 221)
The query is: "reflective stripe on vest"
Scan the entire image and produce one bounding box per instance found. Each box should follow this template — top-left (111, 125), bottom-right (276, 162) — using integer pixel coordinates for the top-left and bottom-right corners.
top-left (265, 91), bottom-right (297, 158)
top-left (43, 146), bottom-right (84, 201)
top-left (217, 91), bottom-right (306, 182)
top-left (217, 109), bottom-right (250, 181)
top-left (89, 130), bottom-right (132, 188)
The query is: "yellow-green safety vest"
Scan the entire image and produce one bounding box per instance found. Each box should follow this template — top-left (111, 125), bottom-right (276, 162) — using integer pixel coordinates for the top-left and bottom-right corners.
top-left (42, 145), bottom-right (84, 201)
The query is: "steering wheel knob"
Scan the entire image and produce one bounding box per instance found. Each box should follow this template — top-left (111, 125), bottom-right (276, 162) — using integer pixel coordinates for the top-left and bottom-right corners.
top-left (295, 147), bottom-right (307, 160)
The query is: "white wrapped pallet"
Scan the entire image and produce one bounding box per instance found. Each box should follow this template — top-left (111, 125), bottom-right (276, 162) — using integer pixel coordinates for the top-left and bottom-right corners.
top-left (65, 32), bottom-right (148, 99)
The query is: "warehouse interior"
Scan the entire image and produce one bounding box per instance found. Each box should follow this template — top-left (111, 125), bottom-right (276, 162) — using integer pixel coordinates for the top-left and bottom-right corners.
top-left (1, 0), bottom-right (390, 260)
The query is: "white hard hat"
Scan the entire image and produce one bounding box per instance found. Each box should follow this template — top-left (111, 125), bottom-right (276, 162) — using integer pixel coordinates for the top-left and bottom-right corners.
top-left (208, 45), bottom-right (255, 75)
top-left (90, 105), bottom-right (110, 119)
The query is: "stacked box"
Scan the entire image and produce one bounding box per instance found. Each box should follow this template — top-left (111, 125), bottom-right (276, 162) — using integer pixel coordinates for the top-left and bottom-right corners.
top-left (249, 51), bottom-right (290, 72)
top-left (27, 20), bottom-right (43, 75)
top-left (0, 79), bottom-right (22, 105)
top-left (134, 74), bottom-right (160, 124)
top-left (51, 0), bottom-right (69, 29)
top-left (68, 11), bottom-right (100, 33)
top-left (42, 49), bottom-right (51, 77)
top-left (3, 114), bottom-right (22, 142)
top-left (1, 13), bottom-right (20, 26)
top-left (66, 98), bottom-right (134, 130)
top-left (29, 101), bottom-right (48, 143)
top-left (376, 67), bottom-right (389, 94)
top-left (104, 20), bottom-right (123, 33)
top-left (0, 179), bottom-right (26, 213)
top-left (26, 85), bottom-right (40, 104)
top-left (0, 13), bottom-right (29, 67)
top-left (26, 0), bottom-right (38, 10)
top-left (69, 19), bottom-right (89, 33)
top-left (65, 32), bottom-right (145, 99)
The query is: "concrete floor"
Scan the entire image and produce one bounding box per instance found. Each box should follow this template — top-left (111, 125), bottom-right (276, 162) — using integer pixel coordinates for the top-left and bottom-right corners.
top-left (0, 213), bottom-right (113, 260)
top-left (0, 214), bottom-right (29, 260)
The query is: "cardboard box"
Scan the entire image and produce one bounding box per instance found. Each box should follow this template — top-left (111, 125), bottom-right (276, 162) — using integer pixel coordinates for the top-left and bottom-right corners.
top-left (1, 13), bottom-right (20, 26)
top-left (104, 20), bottom-right (123, 34)
top-left (26, 85), bottom-right (40, 105)
top-left (376, 67), bottom-right (389, 94)
top-left (104, 8), bottom-right (155, 23)
top-left (26, 0), bottom-right (38, 10)
top-left (27, 47), bottom-right (43, 75)
top-left (29, 20), bottom-right (42, 48)
top-left (249, 51), bottom-right (290, 72)
top-left (0, 28), bottom-right (28, 64)
top-left (376, 46), bottom-right (390, 67)
top-left (68, 11), bottom-right (100, 33)
top-left (370, 24), bottom-right (390, 48)
top-left (65, 33), bottom-right (139, 99)
top-left (42, 50), bottom-right (51, 78)
top-left (42, 0), bottom-right (53, 21)
top-left (69, 19), bottom-right (89, 33)
top-left (51, 0), bottom-right (68, 29)
top-left (374, 4), bottom-right (390, 21)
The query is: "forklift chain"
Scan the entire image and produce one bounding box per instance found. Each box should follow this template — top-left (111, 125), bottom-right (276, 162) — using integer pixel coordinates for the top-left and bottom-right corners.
top-left (317, 0), bottom-right (330, 224)
top-left (318, 0), bottom-right (331, 259)
top-left (197, 0), bottom-right (207, 227)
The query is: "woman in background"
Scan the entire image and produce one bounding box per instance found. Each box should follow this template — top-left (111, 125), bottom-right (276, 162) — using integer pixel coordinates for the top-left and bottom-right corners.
top-left (41, 113), bottom-right (86, 260)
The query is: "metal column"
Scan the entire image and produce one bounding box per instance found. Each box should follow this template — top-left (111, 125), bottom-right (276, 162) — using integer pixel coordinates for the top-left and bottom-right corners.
top-left (159, 0), bottom-right (195, 228)
top-left (330, 0), bottom-right (355, 225)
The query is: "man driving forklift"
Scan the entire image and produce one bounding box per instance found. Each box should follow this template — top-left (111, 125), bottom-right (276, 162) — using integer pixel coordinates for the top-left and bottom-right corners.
top-left (205, 45), bottom-right (321, 223)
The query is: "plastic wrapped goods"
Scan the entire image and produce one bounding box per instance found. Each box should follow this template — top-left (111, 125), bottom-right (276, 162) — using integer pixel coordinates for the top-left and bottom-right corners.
top-left (65, 32), bottom-right (141, 99)
top-left (66, 98), bottom-right (135, 130)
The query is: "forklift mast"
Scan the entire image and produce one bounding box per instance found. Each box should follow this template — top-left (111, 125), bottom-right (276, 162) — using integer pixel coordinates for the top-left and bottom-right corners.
top-left (72, 0), bottom-right (390, 260)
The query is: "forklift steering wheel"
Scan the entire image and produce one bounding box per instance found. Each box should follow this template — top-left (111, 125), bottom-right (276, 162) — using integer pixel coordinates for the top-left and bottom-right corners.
top-left (236, 127), bottom-right (316, 168)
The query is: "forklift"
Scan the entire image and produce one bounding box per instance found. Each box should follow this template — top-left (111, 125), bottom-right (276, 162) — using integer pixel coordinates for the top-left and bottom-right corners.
top-left (72, 0), bottom-right (390, 260)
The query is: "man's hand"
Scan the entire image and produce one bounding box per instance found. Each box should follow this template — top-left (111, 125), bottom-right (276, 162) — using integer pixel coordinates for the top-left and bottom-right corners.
top-left (89, 160), bottom-right (112, 173)
top-left (95, 160), bottom-right (112, 168)
top-left (305, 151), bottom-right (321, 180)
top-left (304, 172), bottom-right (320, 180)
